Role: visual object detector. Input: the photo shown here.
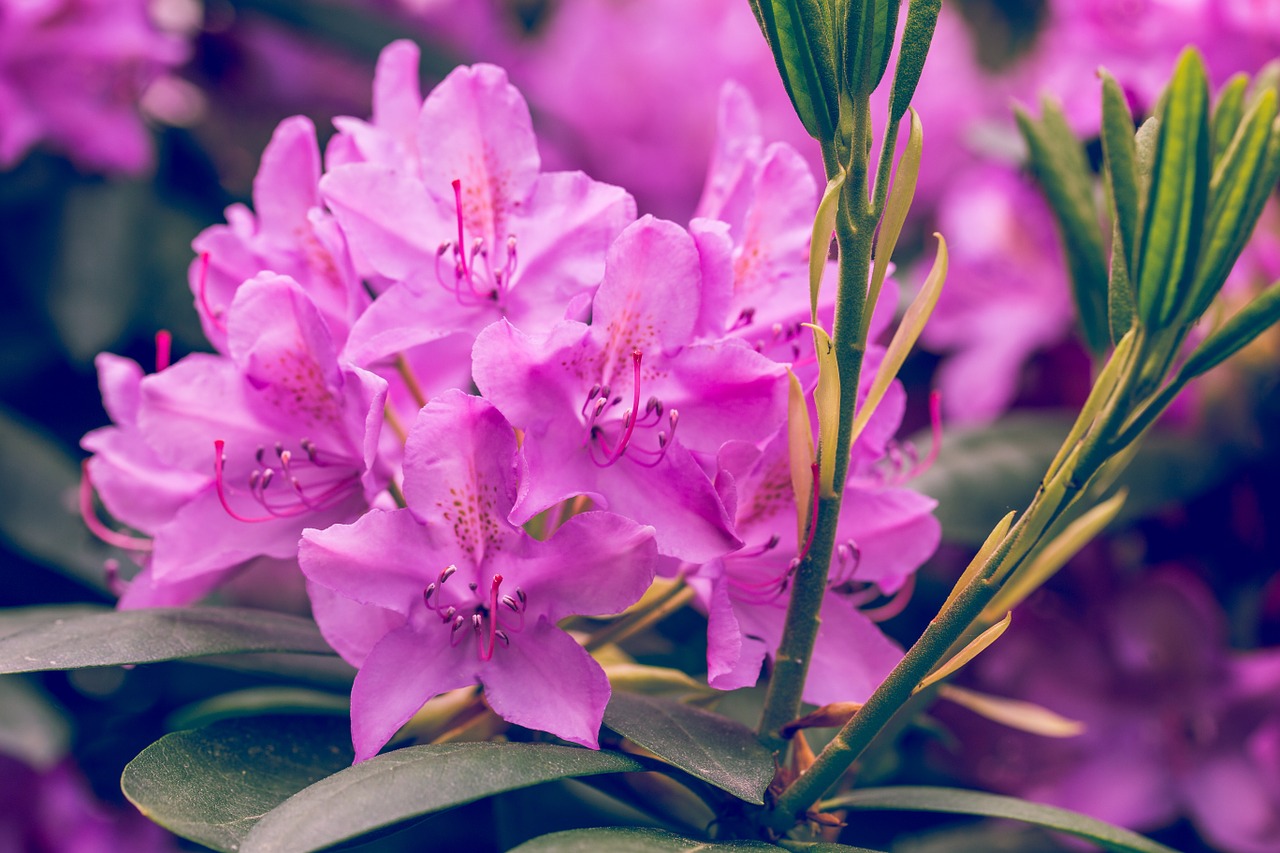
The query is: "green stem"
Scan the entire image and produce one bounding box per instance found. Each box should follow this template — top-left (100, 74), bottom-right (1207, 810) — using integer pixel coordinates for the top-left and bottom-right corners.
top-left (757, 188), bottom-right (875, 751)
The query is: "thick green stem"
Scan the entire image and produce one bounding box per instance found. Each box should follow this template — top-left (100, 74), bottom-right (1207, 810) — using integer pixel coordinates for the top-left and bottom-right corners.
top-left (757, 189), bottom-right (875, 750)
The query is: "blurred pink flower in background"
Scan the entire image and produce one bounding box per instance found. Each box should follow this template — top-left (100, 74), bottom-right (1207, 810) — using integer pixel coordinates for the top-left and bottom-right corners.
top-left (0, 0), bottom-right (187, 173)
top-left (948, 567), bottom-right (1280, 853)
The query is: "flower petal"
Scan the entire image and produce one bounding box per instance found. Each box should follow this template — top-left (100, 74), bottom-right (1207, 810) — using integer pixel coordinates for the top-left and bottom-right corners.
top-left (481, 619), bottom-right (610, 749)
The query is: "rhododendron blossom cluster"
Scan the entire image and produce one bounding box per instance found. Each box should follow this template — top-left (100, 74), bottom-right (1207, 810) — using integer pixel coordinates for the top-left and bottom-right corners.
top-left (79, 41), bottom-right (941, 756)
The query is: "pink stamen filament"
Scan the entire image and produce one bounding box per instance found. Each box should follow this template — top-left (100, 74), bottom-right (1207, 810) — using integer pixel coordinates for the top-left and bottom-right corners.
top-left (587, 352), bottom-right (678, 469)
top-left (215, 439), bottom-right (360, 523)
top-left (861, 574), bottom-right (916, 623)
top-left (452, 179), bottom-right (471, 283)
top-left (194, 253), bottom-right (227, 333)
top-left (79, 462), bottom-right (153, 551)
top-left (154, 330), bottom-right (172, 372)
top-left (910, 390), bottom-right (943, 478)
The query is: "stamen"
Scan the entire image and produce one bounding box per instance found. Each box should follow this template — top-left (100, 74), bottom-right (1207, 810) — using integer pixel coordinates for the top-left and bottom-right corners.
top-left (910, 390), bottom-right (943, 478)
top-left (861, 575), bottom-right (916, 623)
top-left (213, 440), bottom-right (276, 523)
top-left (79, 462), bottom-right (154, 551)
top-left (194, 252), bottom-right (227, 333)
top-left (155, 330), bottom-right (172, 372)
top-left (451, 179), bottom-right (470, 283)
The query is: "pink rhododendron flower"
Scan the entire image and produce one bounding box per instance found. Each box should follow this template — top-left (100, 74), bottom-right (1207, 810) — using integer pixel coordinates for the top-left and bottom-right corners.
top-left (323, 53), bottom-right (635, 398)
top-left (190, 116), bottom-right (367, 354)
top-left (695, 415), bottom-right (940, 704)
top-left (919, 163), bottom-right (1075, 423)
top-left (0, 0), bottom-right (187, 172)
top-left (82, 274), bottom-right (388, 607)
top-left (300, 391), bottom-right (657, 760)
top-left (474, 216), bottom-right (789, 562)
top-left (501, 0), bottom-right (817, 218)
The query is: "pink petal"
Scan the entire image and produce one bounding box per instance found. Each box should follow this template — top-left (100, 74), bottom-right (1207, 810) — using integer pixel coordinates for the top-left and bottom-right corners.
top-left (481, 620), bottom-right (610, 749)
top-left (350, 623), bottom-right (473, 761)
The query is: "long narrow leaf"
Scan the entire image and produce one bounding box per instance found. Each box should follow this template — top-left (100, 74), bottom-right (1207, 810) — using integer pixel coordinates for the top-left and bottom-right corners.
top-left (1135, 49), bottom-right (1211, 328)
top-left (849, 234), bottom-right (946, 448)
top-left (0, 608), bottom-right (335, 673)
top-left (917, 612), bottom-right (1010, 692)
top-left (1015, 101), bottom-right (1111, 355)
top-left (1099, 69), bottom-right (1141, 290)
top-left (888, 0), bottom-right (941, 124)
top-left (1178, 279), bottom-right (1280, 381)
top-left (866, 108), bottom-right (922, 340)
top-left (241, 744), bottom-right (645, 853)
top-left (823, 787), bottom-right (1181, 853)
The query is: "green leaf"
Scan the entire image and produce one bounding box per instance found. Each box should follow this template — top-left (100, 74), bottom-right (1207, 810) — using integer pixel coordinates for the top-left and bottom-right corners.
top-left (168, 687), bottom-right (349, 730)
top-left (1015, 101), bottom-right (1111, 355)
top-left (0, 607), bottom-right (335, 673)
top-left (240, 743), bottom-right (645, 853)
top-left (1099, 70), bottom-right (1141, 298)
top-left (1135, 49), bottom-right (1211, 328)
top-left (122, 715), bottom-right (353, 852)
top-left (0, 407), bottom-right (112, 591)
top-left (823, 786), bottom-right (1181, 853)
top-left (191, 652), bottom-right (356, 688)
top-left (1187, 88), bottom-right (1279, 321)
top-left (753, 0), bottom-right (839, 141)
top-left (888, 0), bottom-right (941, 124)
top-left (847, 0), bottom-right (900, 98)
top-left (603, 691), bottom-right (774, 804)
top-left (1178, 279), bottom-right (1280, 381)
top-left (1211, 74), bottom-right (1249, 161)
top-left (509, 827), bottom-right (783, 852)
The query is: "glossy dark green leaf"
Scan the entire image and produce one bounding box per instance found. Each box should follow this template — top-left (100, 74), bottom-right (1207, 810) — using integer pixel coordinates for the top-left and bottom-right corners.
top-left (824, 786), bottom-right (1180, 853)
top-left (168, 687), bottom-right (349, 730)
top-left (888, 0), bottom-right (941, 124)
top-left (122, 715), bottom-right (353, 852)
top-left (241, 743), bottom-right (645, 852)
top-left (1015, 101), bottom-right (1111, 355)
top-left (1135, 49), bottom-right (1211, 328)
top-left (509, 827), bottom-right (783, 852)
top-left (0, 607), bottom-right (335, 673)
top-left (191, 651), bottom-right (356, 688)
top-left (603, 691), bottom-right (774, 804)
top-left (0, 407), bottom-right (112, 591)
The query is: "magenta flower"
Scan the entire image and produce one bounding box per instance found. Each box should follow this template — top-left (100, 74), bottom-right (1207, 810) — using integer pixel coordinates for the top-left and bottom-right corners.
top-left (0, 0), bottom-right (187, 173)
top-left (919, 163), bottom-right (1076, 423)
top-left (693, 364), bottom-right (939, 704)
top-left (190, 115), bottom-right (367, 354)
top-left (474, 215), bottom-right (789, 562)
top-left (503, 0), bottom-right (817, 219)
top-left (321, 55), bottom-right (635, 392)
top-left (82, 273), bottom-right (388, 606)
top-left (691, 82), bottom-right (819, 364)
top-left (300, 391), bottom-right (657, 760)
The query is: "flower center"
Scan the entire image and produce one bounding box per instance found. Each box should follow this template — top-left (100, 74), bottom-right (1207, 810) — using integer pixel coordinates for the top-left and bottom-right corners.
top-left (213, 438), bottom-right (362, 523)
top-left (582, 349), bottom-right (679, 468)
top-left (435, 178), bottom-right (518, 308)
top-left (422, 568), bottom-right (527, 661)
